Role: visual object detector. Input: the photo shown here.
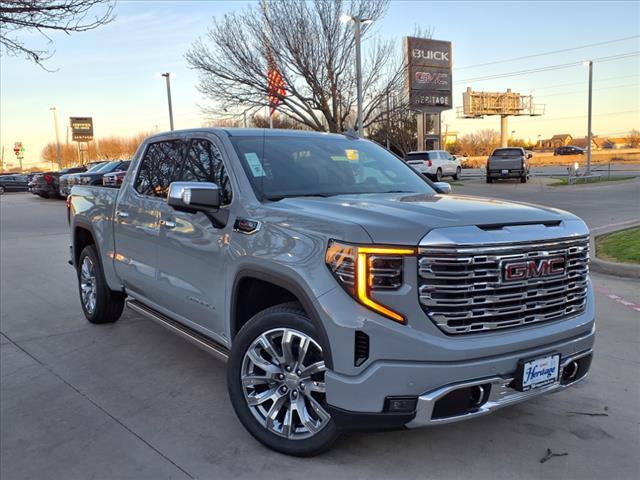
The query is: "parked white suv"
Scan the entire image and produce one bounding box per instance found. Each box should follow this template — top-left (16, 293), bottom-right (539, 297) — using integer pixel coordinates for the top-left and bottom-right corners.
top-left (405, 150), bottom-right (461, 181)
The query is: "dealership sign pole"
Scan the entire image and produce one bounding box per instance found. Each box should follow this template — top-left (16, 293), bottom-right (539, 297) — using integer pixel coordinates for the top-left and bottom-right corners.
top-left (404, 37), bottom-right (452, 150)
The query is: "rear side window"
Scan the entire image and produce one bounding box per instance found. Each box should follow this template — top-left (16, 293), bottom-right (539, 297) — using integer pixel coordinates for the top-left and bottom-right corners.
top-left (179, 139), bottom-right (233, 205)
top-left (134, 140), bottom-right (185, 197)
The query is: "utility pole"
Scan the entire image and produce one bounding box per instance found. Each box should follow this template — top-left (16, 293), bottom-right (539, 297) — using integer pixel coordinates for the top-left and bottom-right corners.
top-left (385, 87), bottom-right (390, 149)
top-left (50, 107), bottom-right (62, 168)
top-left (161, 73), bottom-right (174, 131)
top-left (586, 60), bottom-right (593, 175)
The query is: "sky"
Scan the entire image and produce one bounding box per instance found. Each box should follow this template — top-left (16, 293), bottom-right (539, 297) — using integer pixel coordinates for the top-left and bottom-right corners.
top-left (1, 0), bottom-right (639, 169)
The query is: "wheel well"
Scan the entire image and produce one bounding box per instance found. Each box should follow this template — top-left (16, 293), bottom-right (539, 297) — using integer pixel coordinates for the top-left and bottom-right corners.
top-left (74, 227), bottom-right (95, 266)
top-left (232, 277), bottom-right (299, 338)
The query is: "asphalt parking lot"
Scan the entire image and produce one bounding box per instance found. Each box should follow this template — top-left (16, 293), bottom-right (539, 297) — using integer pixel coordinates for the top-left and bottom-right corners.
top-left (1, 176), bottom-right (639, 480)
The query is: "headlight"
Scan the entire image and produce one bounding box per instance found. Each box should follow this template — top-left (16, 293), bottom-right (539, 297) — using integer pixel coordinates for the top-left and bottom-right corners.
top-left (325, 240), bottom-right (414, 323)
top-left (79, 176), bottom-right (91, 184)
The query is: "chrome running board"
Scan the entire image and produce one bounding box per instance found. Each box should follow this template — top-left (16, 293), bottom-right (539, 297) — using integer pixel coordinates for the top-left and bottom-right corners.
top-left (126, 299), bottom-right (229, 362)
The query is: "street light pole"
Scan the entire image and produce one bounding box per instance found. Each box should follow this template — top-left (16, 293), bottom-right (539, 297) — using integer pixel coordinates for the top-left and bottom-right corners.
top-left (341, 14), bottom-right (372, 138)
top-left (354, 17), bottom-right (363, 138)
top-left (161, 73), bottom-right (175, 131)
top-left (50, 107), bottom-right (62, 168)
top-left (586, 60), bottom-right (593, 175)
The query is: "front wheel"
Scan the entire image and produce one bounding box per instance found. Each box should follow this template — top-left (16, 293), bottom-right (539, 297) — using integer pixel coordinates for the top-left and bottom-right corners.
top-left (520, 175), bottom-right (527, 183)
top-left (0, 186), bottom-right (5, 195)
top-left (453, 167), bottom-right (461, 180)
top-left (77, 245), bottom-right (125, 324)
top-left (227, 303), bottom-right (339, 456)
top-left (486, 175), bottom-right (493, 183)
top-left (435, 168), bottom-right (443, 182)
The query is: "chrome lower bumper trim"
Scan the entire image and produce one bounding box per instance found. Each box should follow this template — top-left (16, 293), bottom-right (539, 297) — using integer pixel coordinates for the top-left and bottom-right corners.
top-left (406, 349), bottom-right (592, 428)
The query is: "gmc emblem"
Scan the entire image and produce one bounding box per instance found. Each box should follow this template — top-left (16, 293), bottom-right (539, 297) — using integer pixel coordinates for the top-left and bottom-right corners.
top-left (503, 257), bottom-right (566, 282)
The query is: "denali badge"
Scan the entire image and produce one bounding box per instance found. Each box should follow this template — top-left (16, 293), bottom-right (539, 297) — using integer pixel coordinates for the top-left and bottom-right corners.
top-left (502, 256), bottom-right (566, 282)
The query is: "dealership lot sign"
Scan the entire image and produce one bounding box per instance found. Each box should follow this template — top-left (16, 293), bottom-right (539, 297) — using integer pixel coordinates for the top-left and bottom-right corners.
top-left (70, 117), bottom-right (94, 142)
top-left (405, 37), bottom-right (452, 112)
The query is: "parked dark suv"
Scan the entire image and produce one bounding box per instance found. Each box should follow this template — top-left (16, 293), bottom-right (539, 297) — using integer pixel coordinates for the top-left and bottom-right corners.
top-left (554, 146), bottom-right (584, 156)
top-left (0, 174), bottom-right (29, 194)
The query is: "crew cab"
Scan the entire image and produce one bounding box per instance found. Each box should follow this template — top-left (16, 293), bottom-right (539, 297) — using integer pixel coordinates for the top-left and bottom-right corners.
top-left (405, 150), bottom-right (461, 181)
top-left (68, 129), bottom-right (594, 456)
top-left (486, 147), bottom-right (531, 183)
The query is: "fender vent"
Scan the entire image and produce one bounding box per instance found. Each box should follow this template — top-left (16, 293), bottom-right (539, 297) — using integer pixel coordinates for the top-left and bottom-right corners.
top-left (354, 331), bottom-right (369, 366)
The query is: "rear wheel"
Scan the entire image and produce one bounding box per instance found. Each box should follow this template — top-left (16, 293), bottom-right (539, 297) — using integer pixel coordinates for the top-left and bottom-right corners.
top-left (0, 186), bottom-right (5, 195)
top-left (453, 167), bottom-right (461, 180)
top-left (77, 245), bottom-right (125, 324)
top-left (486, 175), bottom-right (493, 183)
top-left (228, 303), bottom-right (339, 456)
top-left (520, 175), bottom-right (527, 183)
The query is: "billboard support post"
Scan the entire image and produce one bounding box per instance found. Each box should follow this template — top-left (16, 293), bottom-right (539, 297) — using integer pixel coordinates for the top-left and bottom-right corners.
top-left (500, 115), bottom-right (508, 147)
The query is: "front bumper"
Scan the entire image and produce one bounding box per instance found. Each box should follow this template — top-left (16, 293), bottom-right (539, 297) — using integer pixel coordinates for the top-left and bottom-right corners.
top-left (407, 349), bottom-right (592, 427)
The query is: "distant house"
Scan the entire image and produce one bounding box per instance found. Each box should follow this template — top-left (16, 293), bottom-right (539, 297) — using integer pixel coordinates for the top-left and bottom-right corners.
top-left (572, 136), bottom-right (612, 150)
top-left (538, 134), bottom-right (572, 149)
top-left (607, 137), bottom-right (628, 149)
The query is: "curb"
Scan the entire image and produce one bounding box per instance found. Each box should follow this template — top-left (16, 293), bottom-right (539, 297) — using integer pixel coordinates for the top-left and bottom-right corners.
top-left (589, 222), bottom-right (640, 279)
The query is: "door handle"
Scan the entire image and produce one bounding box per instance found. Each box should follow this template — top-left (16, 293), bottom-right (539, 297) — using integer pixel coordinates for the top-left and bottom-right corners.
top-left (116, 210), bottom-right (129, 218)
top-left (159, 219), bottom-right (176, 229)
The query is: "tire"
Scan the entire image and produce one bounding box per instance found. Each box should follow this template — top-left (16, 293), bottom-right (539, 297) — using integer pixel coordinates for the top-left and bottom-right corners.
top-left (453, 167), bottom-right (461, 180)
top-left (435, 168), bottom-right (443, 182)
top-left (520, 175), bottom-right (527, 183)
top-left (486, 175), bottom-right (493, 183)
top-left (228, 303), bottom-right (339, 456)
top-left (77, 245), bottom-right (125, 324)
top-left (0, 186), bottom-right (5, 195)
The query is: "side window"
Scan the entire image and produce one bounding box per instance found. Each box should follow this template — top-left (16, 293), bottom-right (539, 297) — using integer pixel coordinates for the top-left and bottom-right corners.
top-left (134, 141), bottom-right (184, 197)
top-left (180, 139), bottom-right (233, 205)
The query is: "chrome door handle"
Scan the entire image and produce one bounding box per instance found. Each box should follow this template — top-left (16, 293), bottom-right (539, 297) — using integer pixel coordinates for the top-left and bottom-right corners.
top-left (159, 219), bottom-right (176, 229)
top-left (116, 211), bottom-right (129, 218)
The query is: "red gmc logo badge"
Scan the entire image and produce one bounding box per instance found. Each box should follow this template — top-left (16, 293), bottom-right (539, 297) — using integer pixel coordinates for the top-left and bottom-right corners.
top-left (503, 257), bottom-right (566, 282)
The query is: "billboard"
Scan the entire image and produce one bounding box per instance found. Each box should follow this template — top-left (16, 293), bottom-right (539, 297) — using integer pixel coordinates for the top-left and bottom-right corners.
top-left (405, 37), bottom-right (452, 112)
top-left (70, 117), bottom-right (94, 142)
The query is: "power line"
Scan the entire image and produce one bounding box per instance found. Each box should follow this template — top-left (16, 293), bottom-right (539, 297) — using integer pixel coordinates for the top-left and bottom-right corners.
top-left (535, 83), bottom-right (639, 99)
top-left (455, 35), bottom-right (640, 71)
top-left (529, 73), bottom-right (640, 92)
top-left (455, 52), bottom-right (640, 84)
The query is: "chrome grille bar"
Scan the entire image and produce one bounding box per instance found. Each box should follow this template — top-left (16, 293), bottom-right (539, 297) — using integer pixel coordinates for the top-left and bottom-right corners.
top-left (418, 235), bottom-right (589, 334)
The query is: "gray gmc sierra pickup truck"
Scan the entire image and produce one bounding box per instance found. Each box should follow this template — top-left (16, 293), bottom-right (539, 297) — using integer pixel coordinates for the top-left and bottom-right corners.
top-left (68, 129), bottom-right (594, 456)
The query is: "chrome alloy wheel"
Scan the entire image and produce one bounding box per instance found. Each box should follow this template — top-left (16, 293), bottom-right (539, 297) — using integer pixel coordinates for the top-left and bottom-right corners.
top-left (80, 256), bottom-right (97, 314)
top-left (241, 328), bottom-right (330, 440)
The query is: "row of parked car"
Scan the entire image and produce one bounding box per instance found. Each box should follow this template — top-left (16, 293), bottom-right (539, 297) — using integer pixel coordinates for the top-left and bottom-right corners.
top-left (26, 160), bottom-right (130, 199)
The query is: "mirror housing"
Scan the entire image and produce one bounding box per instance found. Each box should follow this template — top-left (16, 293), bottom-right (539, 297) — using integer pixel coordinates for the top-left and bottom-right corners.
top-left (167, 182), bottom-right (220, 213)
top-left (433, 181), bottom-right (452, 194)
top-left (527, 152), bottom-right (533, 159)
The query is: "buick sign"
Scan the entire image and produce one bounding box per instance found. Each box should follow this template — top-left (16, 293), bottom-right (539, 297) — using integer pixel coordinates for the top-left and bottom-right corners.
top-left (405, 37), bottom-right (452, 112)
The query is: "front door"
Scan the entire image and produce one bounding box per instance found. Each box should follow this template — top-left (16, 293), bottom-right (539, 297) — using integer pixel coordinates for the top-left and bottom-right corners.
top-left (156, 137), bottom-right (235, 343)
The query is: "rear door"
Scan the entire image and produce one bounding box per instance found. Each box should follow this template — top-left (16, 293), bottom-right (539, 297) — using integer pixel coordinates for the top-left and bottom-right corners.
top-left (113, 140), bottom-right (185, 304)
top-left (155, 136), bottom-right (235, 341)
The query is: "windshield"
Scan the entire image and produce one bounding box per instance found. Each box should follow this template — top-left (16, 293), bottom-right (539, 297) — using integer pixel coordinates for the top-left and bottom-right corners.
top-left (230, 135), bottom-right (436, 200)
top-left (491, 148), bottom-right (522, 157)
top-left (87, 162), bottom-right (107, 172)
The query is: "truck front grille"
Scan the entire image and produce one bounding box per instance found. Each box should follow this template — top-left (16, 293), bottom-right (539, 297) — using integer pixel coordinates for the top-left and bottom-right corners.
top-left (418, 236), bottom-right (589, 334)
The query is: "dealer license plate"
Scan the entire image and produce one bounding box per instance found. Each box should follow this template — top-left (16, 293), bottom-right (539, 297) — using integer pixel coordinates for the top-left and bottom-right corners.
top-left (515, 354), bottom-right (560, 391)
top-left (501, 169), bottom-right (509, 175)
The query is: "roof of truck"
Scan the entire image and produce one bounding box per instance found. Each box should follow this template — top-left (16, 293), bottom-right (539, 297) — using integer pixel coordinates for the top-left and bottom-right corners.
top-left (144, 128), bottom-right (357, 141)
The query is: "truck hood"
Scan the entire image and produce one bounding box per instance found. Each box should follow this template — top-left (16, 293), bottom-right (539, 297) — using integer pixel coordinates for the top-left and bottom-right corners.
top-left (270, 193), bottom-right (579, 244)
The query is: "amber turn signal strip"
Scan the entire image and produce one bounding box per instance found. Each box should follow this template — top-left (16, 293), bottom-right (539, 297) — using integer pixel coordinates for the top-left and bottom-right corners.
top-left (356, 246), bottom-right (415, 324)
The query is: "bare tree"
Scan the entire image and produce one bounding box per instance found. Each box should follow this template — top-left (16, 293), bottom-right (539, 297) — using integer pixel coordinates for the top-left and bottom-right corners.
top-left (626, 129), bottom-right (640, 148)
top-left (186, 0), bottom-right (408, 133)
top-left (0, 0), bottom-right (114, 67)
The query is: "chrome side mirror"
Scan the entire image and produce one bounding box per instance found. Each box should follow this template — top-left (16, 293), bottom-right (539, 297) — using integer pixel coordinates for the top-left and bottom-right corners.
top-left (433, 181), bottom-right (452, 194)
top-left (167, 181), bottom-right (220, 213)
